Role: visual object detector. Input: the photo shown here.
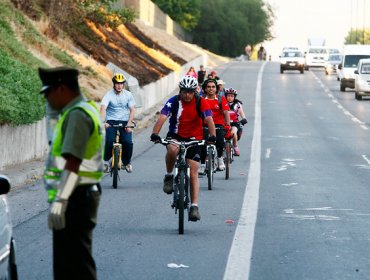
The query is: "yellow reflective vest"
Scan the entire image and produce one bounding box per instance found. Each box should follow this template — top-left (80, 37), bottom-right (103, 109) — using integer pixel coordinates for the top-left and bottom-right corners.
top-left (44, 100), bottom-right (104, 199)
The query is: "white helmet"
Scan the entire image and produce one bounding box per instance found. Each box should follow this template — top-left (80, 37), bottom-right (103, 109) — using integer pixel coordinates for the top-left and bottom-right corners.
top-left (178, 75), bottom-right (198, 91)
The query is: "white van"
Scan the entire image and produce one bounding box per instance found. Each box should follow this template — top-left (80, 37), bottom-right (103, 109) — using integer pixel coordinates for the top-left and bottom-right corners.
top-left (354, 58), bottom-right (370, 100)
top-left (304, 46), bottom-right (328, 70)
top-left (338, 44), bottom-right (370, 92)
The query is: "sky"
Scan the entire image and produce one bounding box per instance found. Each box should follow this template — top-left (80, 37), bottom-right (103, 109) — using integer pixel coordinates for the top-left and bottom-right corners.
top-left (263, 0), bottom-right (370, 60)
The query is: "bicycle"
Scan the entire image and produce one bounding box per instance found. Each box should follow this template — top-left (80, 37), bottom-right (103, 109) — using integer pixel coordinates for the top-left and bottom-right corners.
top-left (203, 127), bottom-right (217, 190)
top-left (157, 138), bottom-right (205, 234)
top-left (206, 143), bottom-right (217, 190)
top-left (224, 135), bottom-right (234, 180)
top-left (109, 122), bottom-right (136, 189)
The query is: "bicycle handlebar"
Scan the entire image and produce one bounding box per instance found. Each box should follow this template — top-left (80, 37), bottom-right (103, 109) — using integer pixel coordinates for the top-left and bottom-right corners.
top-left (110, 121), bottom-right (137, 129)
top-left (157, 138), bottom-right (205, 147)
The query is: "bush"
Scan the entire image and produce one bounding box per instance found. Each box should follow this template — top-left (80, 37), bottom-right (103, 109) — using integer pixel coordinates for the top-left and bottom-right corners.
top-left (0, 50), bottom-right (45, 126)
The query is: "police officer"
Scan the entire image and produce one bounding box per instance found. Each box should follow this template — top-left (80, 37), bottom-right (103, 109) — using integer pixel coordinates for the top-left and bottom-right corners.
top-left (39, 66), bottom-right (104, 280)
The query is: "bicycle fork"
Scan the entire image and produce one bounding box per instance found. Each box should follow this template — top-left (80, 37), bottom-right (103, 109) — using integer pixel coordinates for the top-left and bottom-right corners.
top-left (171, 166), bottom-right (190, 214)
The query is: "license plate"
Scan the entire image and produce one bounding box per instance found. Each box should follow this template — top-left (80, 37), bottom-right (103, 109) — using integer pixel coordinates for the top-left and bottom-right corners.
top-left (289, 63), bottom-right (296, 66)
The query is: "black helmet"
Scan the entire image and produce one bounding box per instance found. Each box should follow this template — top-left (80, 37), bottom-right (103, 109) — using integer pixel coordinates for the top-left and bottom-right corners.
top-left (202, 78), bottom-right (217, 90)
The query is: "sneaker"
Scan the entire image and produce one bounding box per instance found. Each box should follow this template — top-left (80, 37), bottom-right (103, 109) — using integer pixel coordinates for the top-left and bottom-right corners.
top-left (103, 161), bottom-right (109, 173)
top-left (217, 157), bottom-right (225, 171)
top-left (198, 164), bottom-right (206, 175)
top-left (125, 164), bottom-right (133, 173)
top-left (163, 174), bottom-right (174, 194)
top-left (189, 205), bottom-right (201, 221)
top-left (234, 146), bottom-right (240, 156)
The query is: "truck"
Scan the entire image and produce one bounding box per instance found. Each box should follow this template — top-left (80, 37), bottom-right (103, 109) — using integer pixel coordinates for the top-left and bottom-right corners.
top-left (338, 44), bottom-right (370, 92)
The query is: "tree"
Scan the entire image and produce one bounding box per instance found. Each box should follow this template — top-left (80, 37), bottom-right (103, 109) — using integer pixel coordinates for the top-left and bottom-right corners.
top-left (152, 0), bottom-right (201, 31)
top-left (192, 0), bottom-right (274, 57)
top-left (345, 29), bottom-right (370, 45)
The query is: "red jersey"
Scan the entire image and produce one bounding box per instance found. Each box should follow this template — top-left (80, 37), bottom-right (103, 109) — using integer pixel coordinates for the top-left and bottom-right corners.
top-left (161, 95), bottom-right (212, 140)
top-left (204, 96), bottom-right (229, 125)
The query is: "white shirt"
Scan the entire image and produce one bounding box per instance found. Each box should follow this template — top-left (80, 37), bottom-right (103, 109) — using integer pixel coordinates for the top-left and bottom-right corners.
top-left (101, 89), bottom-right (135, 121)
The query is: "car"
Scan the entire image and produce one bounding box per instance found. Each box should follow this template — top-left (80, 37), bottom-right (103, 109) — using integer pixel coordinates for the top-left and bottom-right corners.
top-left (354, 58), bottom-right (370, 100)
top-left (324, 54), bottom-right (342, 75)
top-left (0, 176), bottom-right (18, 280)
top-left (279, 49), bottom-right (305, 74)
top-left (304, 46), bottom-right (328, 70)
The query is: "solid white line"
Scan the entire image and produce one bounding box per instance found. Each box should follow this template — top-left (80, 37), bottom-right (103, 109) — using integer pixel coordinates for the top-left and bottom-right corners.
top-left (223, 62), bottom-right (265, 280)
top-left (362, 155), bottom-right (370, 165)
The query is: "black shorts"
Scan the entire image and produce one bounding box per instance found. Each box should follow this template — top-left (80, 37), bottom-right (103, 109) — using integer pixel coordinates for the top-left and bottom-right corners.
top-left (166, 132), bottom-right (202, 162)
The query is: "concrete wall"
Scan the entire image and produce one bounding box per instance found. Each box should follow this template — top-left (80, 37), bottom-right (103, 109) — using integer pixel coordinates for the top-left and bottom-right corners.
top-left (120, 0), bottom-right (191, 42)
top-left (0, 120), bottom-right (48, 170)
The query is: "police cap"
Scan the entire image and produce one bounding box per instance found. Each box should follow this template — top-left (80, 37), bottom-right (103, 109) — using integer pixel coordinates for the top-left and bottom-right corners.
top-left (38, 66), bottom-right (79, 94)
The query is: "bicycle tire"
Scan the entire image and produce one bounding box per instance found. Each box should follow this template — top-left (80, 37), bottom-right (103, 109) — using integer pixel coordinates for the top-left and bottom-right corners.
top-left (207, 148), bottom-right (214, 190)
top-left (225, 142), bottom-right (231, 180)
top-left (178, 170), bottom-right (185, 234)
top-left (112, 147), bottom-right (120, 189)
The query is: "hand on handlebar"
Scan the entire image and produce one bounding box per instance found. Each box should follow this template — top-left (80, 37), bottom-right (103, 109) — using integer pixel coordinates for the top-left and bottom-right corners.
top-left (150, 133), bottom-right (161, 143)
top-left (240, 118), bottom-right (248, 125)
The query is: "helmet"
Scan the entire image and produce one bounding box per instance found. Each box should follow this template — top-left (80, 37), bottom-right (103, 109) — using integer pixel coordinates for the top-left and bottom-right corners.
top-left (178, 75), bottom-right (198, 91)
top-left (112, 73), bottom-right (126, 83)
top-left (202, 78), bottom-right (217, 90)
top-left (225, 87), bottom-right (237, 97)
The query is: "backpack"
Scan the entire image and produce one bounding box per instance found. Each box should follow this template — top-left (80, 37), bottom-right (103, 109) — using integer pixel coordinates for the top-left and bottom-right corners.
top-left (172, 94), bottom-right (203, 119)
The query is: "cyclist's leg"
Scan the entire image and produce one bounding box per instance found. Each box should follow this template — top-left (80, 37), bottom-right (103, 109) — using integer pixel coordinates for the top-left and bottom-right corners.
top-left (215, 125), bottom-right (225, 158)
top-left (121, 127), bottom-right (133, 165)
top-left (231, 126), bottom-right (238, 147)
top-left (165, 144), bottom-right (179, 173)
top-left (188, 159), bottom-right (200, 204)
top-left (104, 126), bottom-right (115, 162)
top-left (200, 127), bottom-right (208, 164)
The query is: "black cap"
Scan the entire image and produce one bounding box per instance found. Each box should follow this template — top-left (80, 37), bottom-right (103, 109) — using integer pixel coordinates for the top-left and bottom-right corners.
top-left (38, 66), bottom-right (79, 93)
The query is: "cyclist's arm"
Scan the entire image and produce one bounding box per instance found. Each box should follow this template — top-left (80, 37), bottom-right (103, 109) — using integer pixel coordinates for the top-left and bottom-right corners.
top-left (204, 116), bottom-right (216, 137)
top-left (126, 106), bottom-right (135, 132)
top-left (152, 114), bottom-right (167, 135)
top-left (238, 105), bottom-right (246, 119)
top-left (100, 105), bottom-right (109, 128)
top-left (223, 110), bottom-right (231, 126)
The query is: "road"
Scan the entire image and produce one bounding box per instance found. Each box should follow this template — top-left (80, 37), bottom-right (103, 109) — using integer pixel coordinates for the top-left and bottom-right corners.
top-left (9, 61), bottom-right (370, 279)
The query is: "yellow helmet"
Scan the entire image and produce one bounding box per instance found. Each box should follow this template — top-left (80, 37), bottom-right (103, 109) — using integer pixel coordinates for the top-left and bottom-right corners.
top-left (112, 73), bottom-right (126, 83)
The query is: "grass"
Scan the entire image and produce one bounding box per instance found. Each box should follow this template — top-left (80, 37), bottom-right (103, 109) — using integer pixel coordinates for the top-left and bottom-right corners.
top-left (0, 0), bottom-right (80, 125)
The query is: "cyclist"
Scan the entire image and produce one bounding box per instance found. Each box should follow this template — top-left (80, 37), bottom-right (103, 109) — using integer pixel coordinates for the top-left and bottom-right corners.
top-left (199, 78), bottom-right (231, 174)
top-left (100, 73), bottom-right (135, 173)
top-left (225, 88), bottom-right (247, 156)
top-left (150, 75), bottom-right (216, 221)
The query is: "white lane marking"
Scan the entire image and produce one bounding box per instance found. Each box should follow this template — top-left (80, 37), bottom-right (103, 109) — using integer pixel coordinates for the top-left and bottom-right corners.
top-left (311, 71), bottom-right (368, 130)
top-left (281, 183), bottom-right (298, 187)
top-left (265, 148), bottom-right (271, 159)
top-left (362, 155), bottom-right (370, 165)
top-left (282, 207), bottom-right (353, 221)
top-left (223, 61), bottom-right (266, 280)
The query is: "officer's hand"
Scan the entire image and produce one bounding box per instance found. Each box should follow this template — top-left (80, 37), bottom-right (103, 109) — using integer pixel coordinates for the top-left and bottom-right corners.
top-left (48, 199), bottom-right (68, 230)
top-left (240, 118), bottom-right (248, 125)
top-left (104, 122), bottom-right (110, 129)
top-left (207, 135), bottom-right (216, 144)
top-left (150, 133), bottom-right (161, 143)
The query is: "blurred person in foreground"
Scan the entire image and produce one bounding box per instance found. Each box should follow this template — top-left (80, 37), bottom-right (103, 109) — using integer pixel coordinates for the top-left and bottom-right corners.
top-left (39, 66), bottom-right (104, 280)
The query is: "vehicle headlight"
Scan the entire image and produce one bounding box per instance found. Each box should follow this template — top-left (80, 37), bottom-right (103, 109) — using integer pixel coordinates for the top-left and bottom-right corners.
top-left (358, 78), bottom-right (368, 86)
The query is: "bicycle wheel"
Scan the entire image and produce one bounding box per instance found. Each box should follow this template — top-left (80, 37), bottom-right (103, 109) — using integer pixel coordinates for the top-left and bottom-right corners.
top-left (207, 148), bottom-right (214, 190)
top-left (112, 147), bottom-right (120, 189)
top-left (225, 142), bottom-right (231, 180)
top-left (178, 170), bottom-right (185, 234)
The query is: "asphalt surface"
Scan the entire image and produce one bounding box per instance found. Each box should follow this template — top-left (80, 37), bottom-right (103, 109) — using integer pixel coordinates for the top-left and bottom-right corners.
top-left (8, 61), bottom-right (370, 279)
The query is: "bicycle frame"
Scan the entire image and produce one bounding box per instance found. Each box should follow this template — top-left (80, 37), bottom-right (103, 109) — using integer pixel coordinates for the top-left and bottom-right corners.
top-left (109, 122), bottom-right (136, 188)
